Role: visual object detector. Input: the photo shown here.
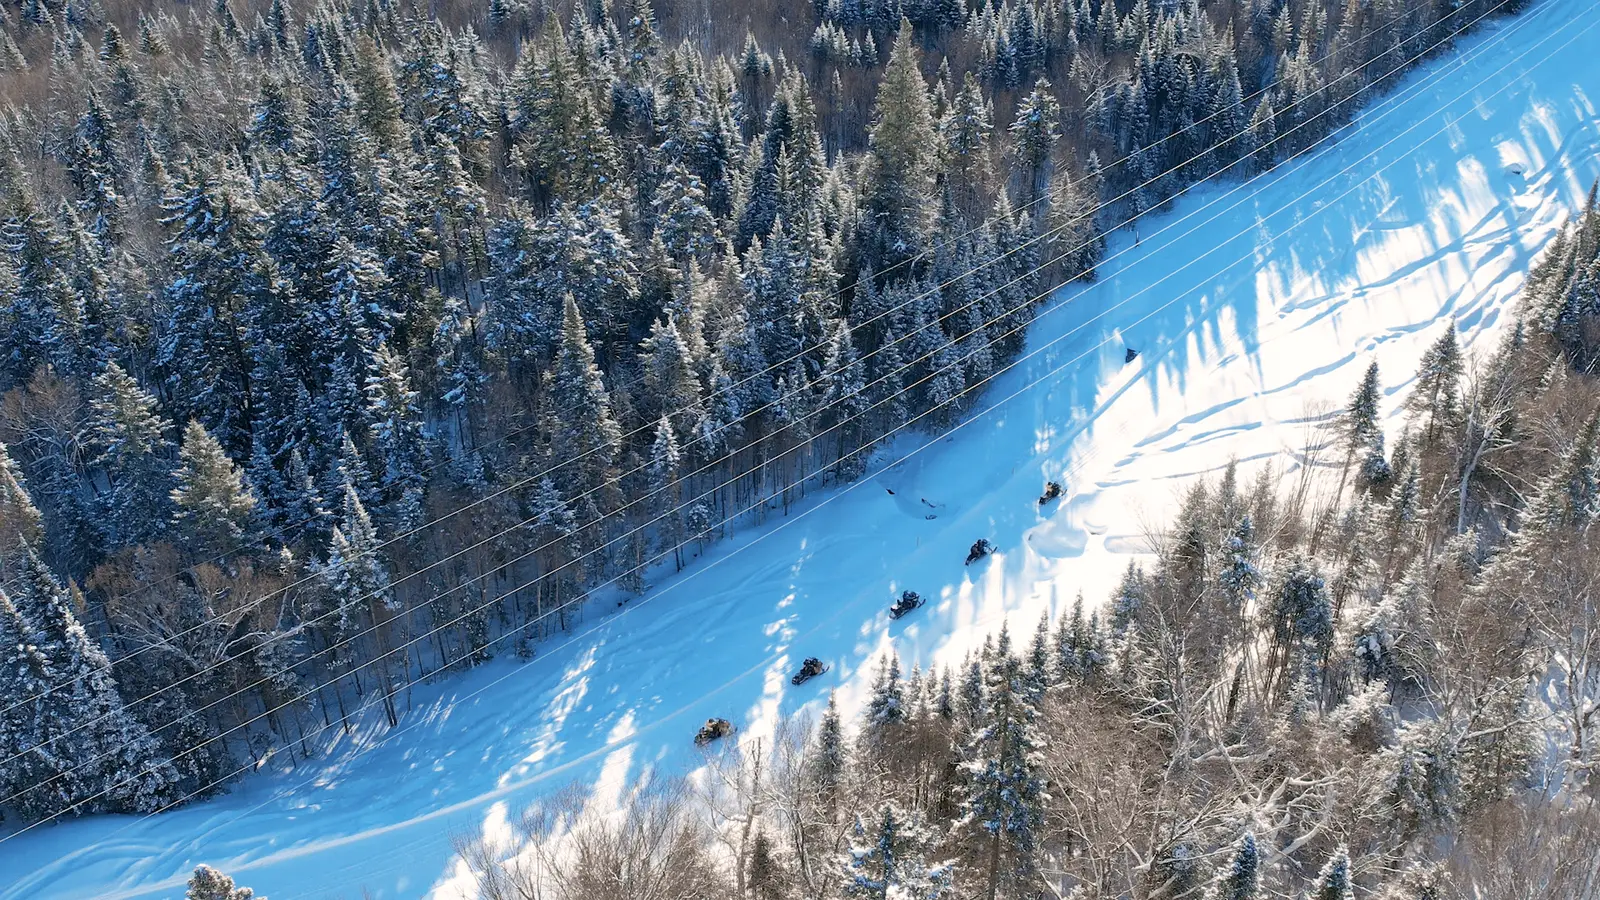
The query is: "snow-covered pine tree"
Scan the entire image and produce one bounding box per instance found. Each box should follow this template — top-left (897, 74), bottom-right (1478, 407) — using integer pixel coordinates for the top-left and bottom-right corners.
top-left (171, 419), bottom-right (259, 559)
top-left (1110, 559), bottom-right (1146, 633)
top-left (962, 623), bottom-right (1046, 900)
top-left (316, 486), bottom-right (393, 672)
top-left (185, 864), bottom-right (258, 899)
top-left (364, 343), bottom-right (428, 531)
top-left (1010, 78), bottom-right (1061, 213)
top-left (1217, 515), bottom-right (1262, 611)
top-left (862, 651), bottom-right (908, 753)
top-left (641, 312), bottom-right (704, 440)
top-left (811, 689), bottom-right (846, 807)
top-left (1270, 554), bottom-right (1334, 660)
top-left (839, 802), bottom-right (954, 900)
top-left (157, 166), bottom-right (269, 452)
top-left (89, 362), bottom-right (175, 550)
top-left (1346, 361), bottom-right (1382, 455)
top-left (1310, 848), bottom-right (1354, 900)
top-left (1406, 322), bottom-right (1464, 448)
top-left (4, 543), bottom-right (180, 818)
top-left (1209, 832), bottom-right (1260, 900)
top-left (861, 22), bottom-right (938, 271)
top-left (549, 294), bottom-right (623, 524)
top-left (0, 441), bottom-right (45, 582)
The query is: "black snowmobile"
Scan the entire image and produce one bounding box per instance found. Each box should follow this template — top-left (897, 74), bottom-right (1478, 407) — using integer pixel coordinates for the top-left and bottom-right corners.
top-left (965, 538), bottom-right (995, 565)
top-left (889, 590), bottom-right (924, 619)
top-left (1038, 481), bottom-right (1062, 505)
top-left (791, 657), bottom-right (830, 685)
top-left (694, 717), bottom-right (735, 746)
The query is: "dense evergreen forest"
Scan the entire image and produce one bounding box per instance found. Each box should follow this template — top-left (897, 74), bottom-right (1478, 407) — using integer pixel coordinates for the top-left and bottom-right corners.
top-left (0, 0), bottom-right (1527, 827)
top-left (442, 206), bottom-right (1600, 900)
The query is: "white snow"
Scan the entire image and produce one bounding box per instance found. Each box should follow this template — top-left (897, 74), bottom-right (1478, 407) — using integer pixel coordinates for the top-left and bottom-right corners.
top-left (6, 2), bottom-right (1600, 896)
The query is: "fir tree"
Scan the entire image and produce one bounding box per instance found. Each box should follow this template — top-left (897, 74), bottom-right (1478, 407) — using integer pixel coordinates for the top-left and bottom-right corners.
top-left (963, 625), bottom-right (1047, 900)
top-left (812, 690), bottom-right (846, 803)
top-left (1406, 322), bottom-right (1464, 446)
top-left (1110, 560), bottom-right (1145, 632)
top-left (185, 865), bottom-right (258, 900)
top-left (1211, 832), bottom-right (1261, 900)
top-left (365, 344), bottom-right (428, 530)
top-left (0, 442), bottom-right (45, 580)
top-left (1010, 78), bottom-right (1061, 212)
top-left (1311, 848), bottom-right (1354, 900)
top-left (89, 363), bottom-right (175, 550)
top-left (840, 803), bottom-right (954, 900)
top-left (549, 295), bottom-right (623, 521)
top-left (863, 652), bottom-right (908, 749)
top-left (1218, 516), bottom-right (1262, 610)
top-left (171, 420), bottom-right (259, 559)
top-left (3, 543), bottom-right (181, 818)
top-left (862, 22), bottom-right (939, 271)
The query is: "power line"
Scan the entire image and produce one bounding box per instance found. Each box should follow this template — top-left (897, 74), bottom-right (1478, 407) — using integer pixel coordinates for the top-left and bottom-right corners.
top-left (5, 0), bottom-right (1570, 840)
top-left (0, 0), bottom-right (1525, 794)
top-left (17, 0), bottom-right (1481, 714)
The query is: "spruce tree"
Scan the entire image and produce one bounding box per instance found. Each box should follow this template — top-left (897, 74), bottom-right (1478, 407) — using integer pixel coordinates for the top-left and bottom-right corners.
top-left (89, 363), bottom-right (175, 550)
top-left (0, 441), bottom-right (45, 581)
top-left (862, 22), bottom-right (938, 271)
top-left (4, 543), bottom-right (180, 818)
top-left (185, 864), bottom-right (258, 900)
top-left (1218, 516), bottom-right (1262, 610)
top-left (963, 626), bottom-right (1046, 900)
top-left (812, 690), bottom-right (846, 804)
top-left (1311, 848), bottom-right (1354, 900)
top-left (1010, 78), bottom-right (1061, 213)
top-left (863, 652), bottom-right (908, 749)
top-left (365, 344), bottom-right (428, 530)
top-left (171, 420), bottom-right (259, 559)
top-left (1211, 832), bottom-right (1261, 900)
top-left (549, 295), bottom-right (623, 522)
top-left (840, 802), bottom-right (953, 900)
top-left (1406, 322), bottom-right (1464, 446)
top-left (1346, 361), bottom-right (1382, 453)
top-left (158, 166), bottom-right (269, 452)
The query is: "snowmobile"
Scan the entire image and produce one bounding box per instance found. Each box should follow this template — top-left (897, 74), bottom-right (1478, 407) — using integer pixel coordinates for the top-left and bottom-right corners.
top-left (1038, 481), bottom-right (1062, 505)
top-left (694, 717), bottom-right (735, 746)
top-left (965, 538), bottom-right (995, 565)
top-left (889, 590), bottom-right (924, 619)
top-left (791, 657), bottom-right (829, 685)
top-left (1125, 347), bottom-right (1139, 363)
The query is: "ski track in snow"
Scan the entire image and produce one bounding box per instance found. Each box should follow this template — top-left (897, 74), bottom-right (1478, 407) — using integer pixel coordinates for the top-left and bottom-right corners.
top-left (5, 3), bottom-right (1600, 896)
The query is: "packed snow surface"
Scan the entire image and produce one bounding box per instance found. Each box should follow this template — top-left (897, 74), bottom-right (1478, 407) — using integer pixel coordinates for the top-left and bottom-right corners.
top-left (6, 2), bottom-right (1600, 896)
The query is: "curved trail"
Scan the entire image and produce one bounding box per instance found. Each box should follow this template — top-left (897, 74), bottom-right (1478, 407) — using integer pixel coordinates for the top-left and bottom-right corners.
top-left (4, 2), bottom-right (1600, 897)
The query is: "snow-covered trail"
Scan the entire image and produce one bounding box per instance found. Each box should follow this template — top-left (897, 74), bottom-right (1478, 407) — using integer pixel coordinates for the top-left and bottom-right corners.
top-left (6, 2), bottom-right (1600, 897)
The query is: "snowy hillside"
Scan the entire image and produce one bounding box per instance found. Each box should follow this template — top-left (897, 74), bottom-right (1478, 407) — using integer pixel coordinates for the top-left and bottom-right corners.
top-left (5, 0), bottom-right (1600, 896)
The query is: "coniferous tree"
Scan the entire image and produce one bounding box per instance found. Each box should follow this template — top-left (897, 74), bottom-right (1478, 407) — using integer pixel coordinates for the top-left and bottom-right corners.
top-left (171, 420), bottom-right (259, 559)
top-left (963, 625), bottom-right (1046, 900)
top-left (1406, 322), bottom-right (1464, 447)
top-left (185, 864), bottom-right (258, 900)
top-left (158, 168), bottom-right (268, 452)
top-left (861, 22), bottom-right (938, 271)
top-left (0, 441), bottom-right (45, 581)
top-left (840, 802), bottom-right (953, 900)
top-left (549, 294), bottom-right (623, 526)
top-left (365, 344), bottom-right (428, 530)
top-left (2, 543), bottom-right (180, 818)
top-left (1210, 832), bottom-right (1261, 900)
top-left (89, 363), bottom-right (175, 550)
top-left (1311, 848), bottom-right (1354, 900)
